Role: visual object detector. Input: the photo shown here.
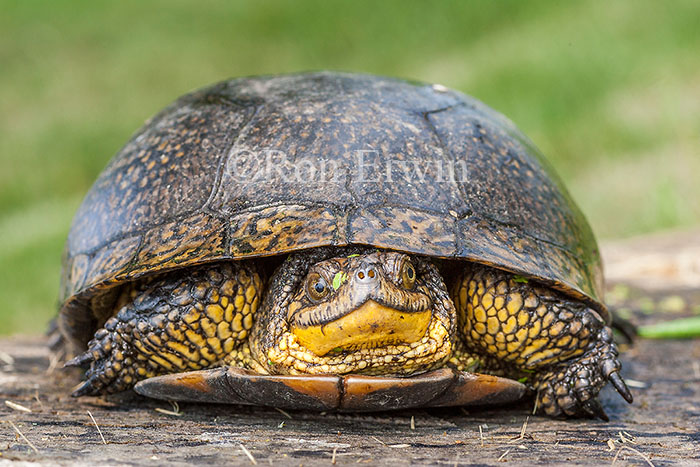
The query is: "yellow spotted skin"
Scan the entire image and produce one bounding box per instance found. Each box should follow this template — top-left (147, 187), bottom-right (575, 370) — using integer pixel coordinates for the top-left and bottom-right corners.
top-left (454, 268), bottom-right (591, 368)
top-left (69, 262), bottom-right (262, 396)
top-left (451, 264), bottom-right (623, 418)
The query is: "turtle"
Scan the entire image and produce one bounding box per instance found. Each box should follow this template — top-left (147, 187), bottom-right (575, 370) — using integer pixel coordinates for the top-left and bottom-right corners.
top-left (54, 71), bottom-right (633, 419)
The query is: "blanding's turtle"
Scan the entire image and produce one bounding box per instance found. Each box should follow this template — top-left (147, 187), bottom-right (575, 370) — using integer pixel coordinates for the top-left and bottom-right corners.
top-left (55, 72), bottom-right (633, 419)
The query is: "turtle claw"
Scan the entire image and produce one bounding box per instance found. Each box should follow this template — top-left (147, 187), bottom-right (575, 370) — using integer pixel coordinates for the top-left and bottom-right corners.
top-left (581, 398), bottom-right (609, 421)
top-left (65, 351), bottom-right (93, 369)
top-left (609, 371), bottom-right (633, 404)
top-left (65, 328), bottom-right (111, 369)
top-left (64, 347), bottom-right (106, 396)
top-left (67, 352), bottom-right (112, 397)
top-left (533, 326), bottom-right (633, 419)
top-left (71, 377), bottom-right (98, 397)
top-left (64, 327), bottom-right (147, 396)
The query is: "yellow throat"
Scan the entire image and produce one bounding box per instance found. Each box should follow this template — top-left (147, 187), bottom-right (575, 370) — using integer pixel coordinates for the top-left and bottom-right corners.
top-left (291, 300), bottom-right (432, 356)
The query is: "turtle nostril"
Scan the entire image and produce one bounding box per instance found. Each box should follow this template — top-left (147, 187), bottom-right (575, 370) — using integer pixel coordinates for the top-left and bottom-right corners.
top-left (356, 267), bottom-right (377, 282)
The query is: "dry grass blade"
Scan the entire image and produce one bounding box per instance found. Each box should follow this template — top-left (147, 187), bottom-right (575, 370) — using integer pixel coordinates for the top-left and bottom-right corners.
top-left (5, 400), bottom-right (32, 413)
top-left (8, 420), bottom-right (39, 454)
top-left (87, 410), bottom-right (107, 445)
top-left (618, 431), bottom-right (637, 444)
top-left (0, 350), bottom-right (15, 365)
top-left (624, 379), bottom-right (648, 389)
top-left (331, 447), bottom-right (337, 464)
top-left (274, 407), bottom-right (292, 419)
top-left (45, 353), bottom-right (60, 374)
top-left (497, 449), bottom-right (511, 462)
top-left (508, 416), bottom-right (529, 443)
top-left (532, 391), bottom-right (540, 415)
top-left (155, 408), bottom-right (183, 416)
top-left (33, 390), bottom-right (44, 410)
top-left (479, 425), bottom-right (484, 447)
top-left (155, 400), bottom-right (182, 416)
top-left (410, 415), bottom-right (415, 430)
top-left (371, 436), bottom-right (387, 446)
top-left (239, 443), bottom-right (258, 465)
top-left (611, 446), bottom-right (655, 466)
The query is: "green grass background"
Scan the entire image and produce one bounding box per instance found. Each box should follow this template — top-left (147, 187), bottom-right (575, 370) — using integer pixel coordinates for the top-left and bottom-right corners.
top-left (1, 1), bottom-right (699, 334)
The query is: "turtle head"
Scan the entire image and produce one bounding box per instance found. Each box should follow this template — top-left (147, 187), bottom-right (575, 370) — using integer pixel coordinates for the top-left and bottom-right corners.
top-left (253, 250), bottom-right (455, 376)
top-left (289, 252), bottom-right (433, 355)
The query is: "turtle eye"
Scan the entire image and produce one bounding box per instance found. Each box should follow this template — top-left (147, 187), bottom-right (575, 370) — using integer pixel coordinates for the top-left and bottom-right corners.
top-left (400, 261), bottom-right (416, 290)
top-left (306, 272), bottom-right (330, 302)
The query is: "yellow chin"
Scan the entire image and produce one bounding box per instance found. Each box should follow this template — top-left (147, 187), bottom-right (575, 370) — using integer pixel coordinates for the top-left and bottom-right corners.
top-left (291, 300), bottom-right (432, 356)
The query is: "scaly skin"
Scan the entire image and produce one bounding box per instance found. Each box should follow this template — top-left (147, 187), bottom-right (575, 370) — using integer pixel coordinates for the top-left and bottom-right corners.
top-left (452, 264), bottom-right (631, 419)
top-left (67, 263), bottom-right (262, 395)
top-left (68, 249), bottom-right (631, 419)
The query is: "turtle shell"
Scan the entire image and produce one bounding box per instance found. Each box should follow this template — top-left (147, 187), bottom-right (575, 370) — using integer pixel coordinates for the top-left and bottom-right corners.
top-left (58, 72), bottom-right (605, 353)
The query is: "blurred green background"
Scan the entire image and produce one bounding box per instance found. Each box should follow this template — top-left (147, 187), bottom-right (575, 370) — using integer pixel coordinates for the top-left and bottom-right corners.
top-left (1, 0), bottom-right (699, 334)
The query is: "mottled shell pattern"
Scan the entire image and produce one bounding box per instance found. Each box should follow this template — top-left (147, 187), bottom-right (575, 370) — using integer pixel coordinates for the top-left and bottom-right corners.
top-left (59, 72), bottom-right (605, 351)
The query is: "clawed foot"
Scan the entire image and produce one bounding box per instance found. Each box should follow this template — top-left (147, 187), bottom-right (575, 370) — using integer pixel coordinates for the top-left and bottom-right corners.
top-left (534, 328), bottom-right (633, 420)
top-left (65, 323), bottom-right (147, 396)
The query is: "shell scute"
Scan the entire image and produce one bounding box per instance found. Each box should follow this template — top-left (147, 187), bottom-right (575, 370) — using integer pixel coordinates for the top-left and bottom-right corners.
top-left (132, 213), bottom-right (227, 275)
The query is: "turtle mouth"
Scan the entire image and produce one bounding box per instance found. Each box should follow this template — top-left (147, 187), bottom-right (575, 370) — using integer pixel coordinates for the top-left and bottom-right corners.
top-left (291, 300), bottom-right (433, 356)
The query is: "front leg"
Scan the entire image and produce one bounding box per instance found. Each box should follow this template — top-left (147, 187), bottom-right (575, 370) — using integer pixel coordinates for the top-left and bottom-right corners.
top-left (451, 264), bottom-right (633, 419)
top-left (67, 262), bottom-right (263, 396)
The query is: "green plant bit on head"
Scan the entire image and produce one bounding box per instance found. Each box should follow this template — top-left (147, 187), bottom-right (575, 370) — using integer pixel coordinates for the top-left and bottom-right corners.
top-left (512, 275), bottom-right (529, 284)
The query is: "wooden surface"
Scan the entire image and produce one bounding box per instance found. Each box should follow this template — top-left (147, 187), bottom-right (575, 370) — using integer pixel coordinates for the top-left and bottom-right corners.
top-left (1, 231), bottom-right (700, 466)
